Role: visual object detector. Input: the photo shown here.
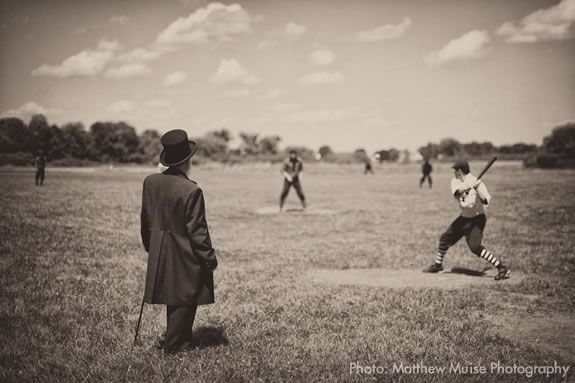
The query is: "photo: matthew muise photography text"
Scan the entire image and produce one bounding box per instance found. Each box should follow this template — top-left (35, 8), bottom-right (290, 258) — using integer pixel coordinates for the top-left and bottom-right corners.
top-left (0, 0), bottom-right (574, 382)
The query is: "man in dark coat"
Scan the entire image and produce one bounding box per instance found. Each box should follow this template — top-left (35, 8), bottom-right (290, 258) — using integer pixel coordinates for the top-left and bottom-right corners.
top-left (279, 150), bottom-right (306, 211)
top-left (140, 129), bottom-right (218, 353)
top-left (35, 151), bottom-right (47, 186)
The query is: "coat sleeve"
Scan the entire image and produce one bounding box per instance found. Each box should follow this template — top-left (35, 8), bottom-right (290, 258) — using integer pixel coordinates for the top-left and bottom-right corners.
top-left (185, 188), bottom-right (218, 271)
top-left (476, 182), bottom-right (491, 205)
top-left (140, 179), bottom-right (150, 252)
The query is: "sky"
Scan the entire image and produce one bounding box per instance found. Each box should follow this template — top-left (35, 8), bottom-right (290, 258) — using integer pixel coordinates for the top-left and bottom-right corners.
top-left (0, 0), bottom-right (574, 152)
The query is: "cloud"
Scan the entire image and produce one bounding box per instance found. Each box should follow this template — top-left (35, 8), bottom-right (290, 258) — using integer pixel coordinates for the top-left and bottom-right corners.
top-left (108, 100), bottom-right (136, 114)
top-left (355, 18), bottom-right (411, 42)
top-left (259, 22), bottom-right (307, 47)
top-left (425, 30), bottom-right (490, 67)
top-left (299, 70), bottom-right (343, 85)
top-left (212, 59), bottom-right (259, 84)
top-left (162, 71), bottom-right (188, 86)
top-left (156, 2), bottom-right (252, 44)
top-left (265, 88), bottom-right (283, 99)
top-left (309, 48), bottom-right (335, 66)
top-left (105, 63), bottom-right (151, 78)
top-left (496, 0), bottom-right (575, 43)
top-left (270, 102), bottom-right (301, 112)
top-left (222, 88), bottom-right (251, 98)
top-left (117, 46), bottom-right (168, 63)
top-left (290, 108), bottom-right (359, 123)
top-left (1, 102), bottom-right (61, 120)
top-left (31, 39), bottom-right (121, 78)
top-left (110, 16), bottom-right (130, 25)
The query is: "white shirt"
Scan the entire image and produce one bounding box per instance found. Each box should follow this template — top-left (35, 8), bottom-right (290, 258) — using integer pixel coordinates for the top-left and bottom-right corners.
top-left (450, 174), bottom-right (491, 218)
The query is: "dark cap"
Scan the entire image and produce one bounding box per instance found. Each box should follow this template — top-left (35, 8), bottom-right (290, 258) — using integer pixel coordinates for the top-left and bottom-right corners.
top-left (159, 129), bottom-right (197, 166)
top-left (452, 160), bottom-right (470, 174)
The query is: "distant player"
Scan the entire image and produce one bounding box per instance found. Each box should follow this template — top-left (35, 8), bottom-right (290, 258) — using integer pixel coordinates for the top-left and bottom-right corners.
top-left (424, 160), bottom-right (510, 280)
top-left (35, 151), bottom-right (47, 186)
top-left (419, 159), bottom-right (432, 188)
top-left (364, 158), bottom-right (374, 175)
top-left (279, 150), bottom-right (306, 212)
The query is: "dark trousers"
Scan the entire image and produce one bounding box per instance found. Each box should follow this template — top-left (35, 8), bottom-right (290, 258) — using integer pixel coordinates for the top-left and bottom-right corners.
top-left (165, 304), bottom-right (197, 353)
top-left (439, 214), bottom-right (486, 256)
top-left (420, 173), bottom-right (432, 188)
top-left (280, 178), bottom-right (306, 208)
top-left (35, 168), bottom-right (45, 185)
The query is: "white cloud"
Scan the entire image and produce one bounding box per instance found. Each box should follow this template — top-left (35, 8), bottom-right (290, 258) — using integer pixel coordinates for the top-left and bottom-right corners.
top-left (496, 0), bottom-right (575, 43)
top-left (290, 108), bottom-right (359, 123)
top-left (118, 47), bottom-right (167, 63)
top-left (110, 16), bottom-right (130, 25)
top-left (280, 22), bottom-right (307, 40)
top-left (355, 18), bottom-right (411, 42)
top-left (105, 63), bottom-right (151, 78)
top-left (309, 48), bottom-right (335, 66)
top-left (222, 88), bottom-right (251, 98)
top-left (108, 100), bottom-right (136, 114)
top-left (299, 70), bottom-right (343, 85)
top-left (97, 39), bottom-right (123, 51)
top-left (163, 71), bottom-right (188, 87)
top-left (32, 48), bottom-right (115, 78)
top-left (156, 2), bottom-right (252, 44)
top-left (425, 30), bottom-right (490, 67)
top-left (212, 58), bottom-right (259, 84)
top-left (1, 102), bottom-right (62, 120)
top-left (265, 88), bottom-right (283, 99)
top-left (270, 102), bottom-right (301, 112)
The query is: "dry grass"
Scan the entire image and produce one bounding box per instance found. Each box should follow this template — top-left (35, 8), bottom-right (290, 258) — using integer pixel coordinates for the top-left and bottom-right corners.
top-left (0, 162), bottom-right (574, 382)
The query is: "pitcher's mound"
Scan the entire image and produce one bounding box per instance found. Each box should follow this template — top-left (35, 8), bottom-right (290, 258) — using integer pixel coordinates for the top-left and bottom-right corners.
top-left (255, 206), bottom-right (338, 215)
top-left (308, 267), bottom-right (525, 289)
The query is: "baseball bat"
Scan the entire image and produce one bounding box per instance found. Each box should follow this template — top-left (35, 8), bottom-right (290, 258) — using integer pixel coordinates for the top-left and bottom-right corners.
top-left (476, 156), bottom-right (498, 180)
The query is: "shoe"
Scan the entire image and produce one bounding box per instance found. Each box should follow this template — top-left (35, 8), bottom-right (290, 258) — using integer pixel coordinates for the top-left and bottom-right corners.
top-left (495, 266), bottom-right (511, 280)
top-left (424, 263), bottom-right (444, 273)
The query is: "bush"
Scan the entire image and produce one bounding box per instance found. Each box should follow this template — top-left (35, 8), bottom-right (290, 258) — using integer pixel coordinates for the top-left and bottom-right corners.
top-left (0, 152), bottom-right (35, 166)
top-left (524, 153), bottom-right (559, 169)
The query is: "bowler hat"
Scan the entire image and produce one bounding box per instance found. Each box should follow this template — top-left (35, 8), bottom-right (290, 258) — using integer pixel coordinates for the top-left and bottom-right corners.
top-left (159, 129), bottom-right (197, 166)
top-left (452, 160), bottom-right (470, 173)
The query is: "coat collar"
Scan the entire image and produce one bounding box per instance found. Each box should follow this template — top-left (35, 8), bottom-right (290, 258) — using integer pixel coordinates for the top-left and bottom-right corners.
top-left (163, 167), bottom-right (197, 184)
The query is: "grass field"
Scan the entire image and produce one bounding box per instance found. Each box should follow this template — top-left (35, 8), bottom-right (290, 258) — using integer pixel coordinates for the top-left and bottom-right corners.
top-left (1, 162), bottom-right (574, 382)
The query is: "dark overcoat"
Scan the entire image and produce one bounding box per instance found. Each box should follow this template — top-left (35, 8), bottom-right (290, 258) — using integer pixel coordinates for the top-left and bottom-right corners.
top-left (140, 167), bottom-right (217, 306)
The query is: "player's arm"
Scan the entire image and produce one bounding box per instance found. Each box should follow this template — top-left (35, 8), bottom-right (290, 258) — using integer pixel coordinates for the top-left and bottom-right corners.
top-left (476, 181), bottom-right (491, 205)
top-left (185, 188), bottom-right (218, 271)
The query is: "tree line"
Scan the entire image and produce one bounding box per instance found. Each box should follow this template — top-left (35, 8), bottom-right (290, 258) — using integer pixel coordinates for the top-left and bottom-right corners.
top-left (0, 114), bottom-right (573, 167)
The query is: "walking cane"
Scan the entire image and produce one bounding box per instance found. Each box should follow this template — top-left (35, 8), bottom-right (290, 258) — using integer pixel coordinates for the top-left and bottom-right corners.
top-left (133, 299), bottom-right (145, 347)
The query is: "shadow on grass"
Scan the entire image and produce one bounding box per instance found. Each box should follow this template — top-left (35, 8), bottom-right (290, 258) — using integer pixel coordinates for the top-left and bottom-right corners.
top-left (191, 326), bottom-right (229, 349)
top-left (448, 266), bottom-right (492, 277)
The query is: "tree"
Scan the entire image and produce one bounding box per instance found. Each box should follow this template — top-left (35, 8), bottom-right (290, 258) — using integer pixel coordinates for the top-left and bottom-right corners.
top-left (138, 129), bottom-right (162, 163)
top-left (88, 121), bottom-right (139, 162)
top-left (375, 148), bottom-right (400, 162)
top-left (438, 138), bottom-right (463, 157)
top-left (0, 117), bottom-right (29, 153)
top-left (28, 114), bottom-right (51, 154)
top-left (353, 148), bottom-right (368, 162)
top-left (259, 135), bottom-right (281, 154)
top-left (318, 145), bottom-right (333, 160)
top-left (418, 142), bottom-right (439, 160)
top-left (61, 122), bottom-right (89, 159)
top-left (239, 132), bottom-right (260, 155)
top-left (543, 123), bottom-right (575, 158)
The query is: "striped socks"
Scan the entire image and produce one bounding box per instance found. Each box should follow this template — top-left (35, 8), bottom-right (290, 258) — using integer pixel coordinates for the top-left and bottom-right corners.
top-left (434, 251), bottom-right (446, 265)
top-left (479, 248), bottom-right (500, 267)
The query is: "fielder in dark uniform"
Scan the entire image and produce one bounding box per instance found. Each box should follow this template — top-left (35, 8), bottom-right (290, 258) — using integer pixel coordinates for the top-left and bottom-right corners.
top-left (419, 159), bottom-right (432, 188)
top-left (279, 150), bottom-right (306, 212)
top-left (364, 158), bottom-right (374, 175)
top-left (140, 129), bottom-right (218, 354)
top-left (35, 152), bottom-right (47, 186)
top-left (424, 160), bottom-right (510, 280)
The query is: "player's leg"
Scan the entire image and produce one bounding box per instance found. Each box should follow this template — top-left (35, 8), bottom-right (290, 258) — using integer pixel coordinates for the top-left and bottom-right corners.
top-left (293, 178), bottom-right (306, 209)
top-left (427, 175), bottom-right (432, 188)
top-left (465, 215), bottom-right (510, 280)
top-left (35, 170), bottom-right (40, 185)
top-left (419, 175), bottom-right (425, 187)
top-left (40, 169), bottom-right (45, 185)
top-left (425, 216), bottom-right (465, 272)
top-left (279, 179), bottom-right (291, 210)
